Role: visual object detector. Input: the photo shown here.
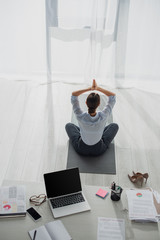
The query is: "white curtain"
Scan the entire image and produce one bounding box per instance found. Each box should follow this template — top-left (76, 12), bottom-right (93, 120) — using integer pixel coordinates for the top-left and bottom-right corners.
top-left (46, 0), bottom-right (119, 85)
top-left (0, 0), bottom-right (160, 91)
top-left (115, 0), bottom-right (160, 90)
top-left (125, 0), bottom-right (160, 81)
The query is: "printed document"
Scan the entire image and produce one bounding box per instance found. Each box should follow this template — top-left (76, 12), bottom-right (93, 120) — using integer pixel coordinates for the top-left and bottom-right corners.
top-left (0, 185), bottom-right (26, 217)
top-left (126, 189), bottom-right (158, 222)
top-left (97, 217), bottom-right (125, 240)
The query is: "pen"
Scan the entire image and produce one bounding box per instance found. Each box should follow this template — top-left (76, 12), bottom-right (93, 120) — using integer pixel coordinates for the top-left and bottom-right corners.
top-left (111, 182), bottom-right (115, 190)
top-left (33, 230), bottom-right (37, 240)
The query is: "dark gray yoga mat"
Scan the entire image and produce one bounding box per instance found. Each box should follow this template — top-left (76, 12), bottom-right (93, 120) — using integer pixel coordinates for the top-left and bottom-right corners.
top-left (66, 94), bottom-right (116, 174)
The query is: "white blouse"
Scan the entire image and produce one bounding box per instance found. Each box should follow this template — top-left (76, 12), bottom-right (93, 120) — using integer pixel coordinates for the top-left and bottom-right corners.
top-left (71, 95), bottom-right (116, 145)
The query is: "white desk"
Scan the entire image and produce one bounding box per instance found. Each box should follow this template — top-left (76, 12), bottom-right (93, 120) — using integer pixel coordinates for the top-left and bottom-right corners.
top-left (0, 180), bottom-right (160, 240)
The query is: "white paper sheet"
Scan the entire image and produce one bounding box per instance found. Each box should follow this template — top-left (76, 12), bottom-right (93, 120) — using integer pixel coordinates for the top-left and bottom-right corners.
top-left (97, 217), bottom-right (125, 240)
top-left (151, 189), bottom-right (160, 204)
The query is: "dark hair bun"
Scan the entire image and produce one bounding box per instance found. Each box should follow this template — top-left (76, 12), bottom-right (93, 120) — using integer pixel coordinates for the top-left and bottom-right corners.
top-left (86, 93), bottom-right (100, 114)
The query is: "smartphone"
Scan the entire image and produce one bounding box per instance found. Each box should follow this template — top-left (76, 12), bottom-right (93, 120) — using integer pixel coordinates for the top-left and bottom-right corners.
top-left (27, 207), bottom-right (42, 221)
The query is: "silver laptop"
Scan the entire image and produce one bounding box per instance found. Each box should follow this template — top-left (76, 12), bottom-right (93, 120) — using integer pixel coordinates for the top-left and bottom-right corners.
top-left (43, 167), bottom-right (91, 218)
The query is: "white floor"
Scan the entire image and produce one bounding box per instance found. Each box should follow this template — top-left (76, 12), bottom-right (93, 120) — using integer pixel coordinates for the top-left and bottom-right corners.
top-left (0, 79), bottom-right (160, 192)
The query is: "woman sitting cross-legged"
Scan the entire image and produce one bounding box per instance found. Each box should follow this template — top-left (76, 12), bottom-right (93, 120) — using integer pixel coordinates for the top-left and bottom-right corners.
top-left (65, 79), bottom-right (119, 156)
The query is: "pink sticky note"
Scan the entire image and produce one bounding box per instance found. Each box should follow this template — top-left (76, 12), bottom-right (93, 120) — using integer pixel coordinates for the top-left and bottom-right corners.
top-left (96, 188), bottom-right (109, 199)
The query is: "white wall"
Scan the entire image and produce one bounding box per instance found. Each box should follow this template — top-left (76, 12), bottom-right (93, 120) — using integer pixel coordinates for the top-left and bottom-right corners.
top-left (0, 0), bottom-right (46, 79)
top-left (125, 0), bottom-right (160, 80)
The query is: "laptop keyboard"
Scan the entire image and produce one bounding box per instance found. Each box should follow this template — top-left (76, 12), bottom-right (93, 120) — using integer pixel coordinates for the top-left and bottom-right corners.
top-left (50, 193), bottom-right (85, 209)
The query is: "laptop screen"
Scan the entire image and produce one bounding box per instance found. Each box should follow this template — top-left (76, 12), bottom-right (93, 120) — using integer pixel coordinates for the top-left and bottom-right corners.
top-left (44, 168), bottom-right (82, 198)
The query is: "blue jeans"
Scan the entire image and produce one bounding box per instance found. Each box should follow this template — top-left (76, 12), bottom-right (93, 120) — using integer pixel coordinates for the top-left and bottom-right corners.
top-left (65, 123), bottom-right (119, 156)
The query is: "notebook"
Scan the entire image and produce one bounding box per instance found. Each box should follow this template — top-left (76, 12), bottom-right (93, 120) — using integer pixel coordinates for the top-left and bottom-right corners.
top-left (28, 220), bottom-right (72, 240)
top-left (43, 168), bottom-right (91, 218)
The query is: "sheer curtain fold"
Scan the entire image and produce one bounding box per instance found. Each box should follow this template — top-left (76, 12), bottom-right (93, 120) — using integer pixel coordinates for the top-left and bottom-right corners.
top-left (116, 0), bottom-right (160, 90)
top-left (125, 0), bottom-right (160, 81)
top-left (46, 0), bottom-right (119, 85)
